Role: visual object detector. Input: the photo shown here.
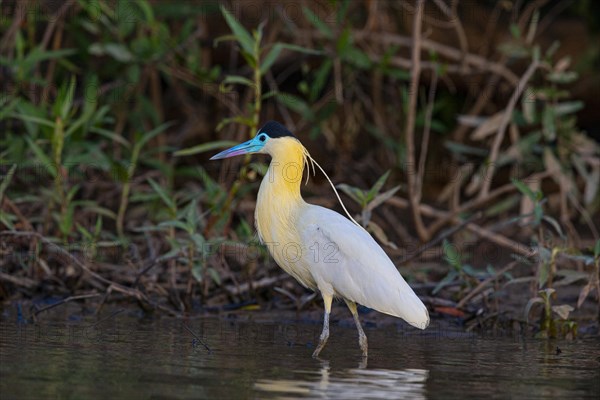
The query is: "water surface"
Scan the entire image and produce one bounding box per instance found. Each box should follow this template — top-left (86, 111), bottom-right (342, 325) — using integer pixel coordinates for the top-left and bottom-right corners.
top-left (1, 308), bottom-right (598, 399)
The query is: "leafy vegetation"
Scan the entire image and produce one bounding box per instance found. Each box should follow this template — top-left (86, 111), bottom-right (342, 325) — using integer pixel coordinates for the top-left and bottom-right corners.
top-left (1, 1), bottom-right (599, 337)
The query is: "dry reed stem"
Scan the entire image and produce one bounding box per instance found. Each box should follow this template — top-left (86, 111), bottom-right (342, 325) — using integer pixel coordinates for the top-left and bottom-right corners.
top-left (479, 59), bottom-right (540, 198)
top-left (405, 0), bottom-right (429, 242)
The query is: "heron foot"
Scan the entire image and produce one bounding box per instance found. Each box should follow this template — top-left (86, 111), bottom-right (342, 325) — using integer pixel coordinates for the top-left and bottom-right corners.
top-left (312, 330), bottom-right (329, 358)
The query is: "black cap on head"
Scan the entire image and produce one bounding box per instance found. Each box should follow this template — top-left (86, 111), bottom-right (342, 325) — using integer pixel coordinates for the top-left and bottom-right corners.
top-left (258, 121), bottom-right (295, 139)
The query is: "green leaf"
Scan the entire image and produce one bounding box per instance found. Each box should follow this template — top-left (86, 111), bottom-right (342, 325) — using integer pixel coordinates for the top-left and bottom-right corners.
top-left (542, 106), bottom-right (556, 140)
top-left (260, 44), bottom-right (283, 75)
top-left (261, 43), bottom-right (322, 75)
top-left (0, 164), bottom-right (17, 204)
top-left (444, 141), bottom-right (489, 157)
top-left (553, 101), bottom-right (584, 116)
top-left (191, 260), bottom-right (203, 282)
top-left (222, 75), bottom-right (255, 87)
top-left (89, 43), bottom-right (134, 62)
top-left (367, 185), bottom-right (401, 212)
top-left (190, 233), bottom-right (205, 250)
top-left (367, 170), bottom-right (390, 200)
top-left (174, 140), bottom-right (239, 157)
top-left (432, 270), bottom-right (458, 295)
top-left (9, 112), bottom-right (55, 129)
top-left (511, 178), bottom-right (537, 201)
top-left (186, 199), bottom-right (199, 229)
top-left (336, 184), bottom-right (366, 207)
top-left (542, 215), bottom-right (564, 238)
top-left (276, 93), bottom-right (315, 120)
top-left (57, 76), bottom-right (76, 120)
top-left (302, 6), bottom-right (333, 39)
top-left (532, 45), bottom-right (541, 62)
top-left (105, 43), bottom-right (134, 62)
top-left (25, 138), bottom-right (57, 178)
top-left (1, 47), bottom-right (76, 71)
top-left (525, 296), bottom-right (544, 323)
top-left (220, 5), bottom-right (254, 55)
top-left (461, 264), bottom-right (478, 277)
top-left (443, 240), bottom-right (462, 270)
top-left (336, 28), bottom-right (352, 54)
top-left (546, 71), bottom-right (578, 84)
top-left (336, 0), bottom-right (351, 24)
top-left (94, 215), bottom-right (103, 236)
top-left (0, 213), bottom-right (15, 230)
top-left (66, 185), bottom-right (79, 202)
top-left (485, 194), bottom-right (519, 217)
top-left (148, 178), bottom-right (176, 212)
top-left (136, 121), bottom-right (175, 150)
top-left (81, 204), bottom-right (117, 220)
top-left (522, 93), bottom-right (536, 124)
top-left (158, 220), bottom-right (191, 232)
top-left (208, 267), bottom-right (221, 285)
top-left (510, 24), bottom-right (521, 39)
top-left (0, 97), bottom-right (20, 121)
top-left (90, 127), bottom-right (131, 148)
top-left (554, 269), bottom-right (589, 286)
top-left (216, 115), bottom-right (255, 131)
top-left (136, 0), bottom-right (155, 22)
top-left (344, 47), bottom-right (372, 69)
top-left (311, 59), bottom-right (332, 101)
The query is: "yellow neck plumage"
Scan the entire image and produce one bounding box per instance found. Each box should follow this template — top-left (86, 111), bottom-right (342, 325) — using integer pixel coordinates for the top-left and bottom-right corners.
top-left (254, 137), bottom-right (362, 246)
top-left (255, 138), bottom-right (308, 241)
top-left (263, 138), bottom-right (310, 201)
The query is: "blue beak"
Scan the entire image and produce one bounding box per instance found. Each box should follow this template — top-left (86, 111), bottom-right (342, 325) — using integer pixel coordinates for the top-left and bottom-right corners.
top-left (210, 137), bottom-right (264, 160)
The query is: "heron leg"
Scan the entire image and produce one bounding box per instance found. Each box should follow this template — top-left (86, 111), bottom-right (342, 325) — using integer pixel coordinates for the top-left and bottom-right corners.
top-left (344, 299), bottom-right (368, 357)
top-left (312, 293), bottom-right (332, 358)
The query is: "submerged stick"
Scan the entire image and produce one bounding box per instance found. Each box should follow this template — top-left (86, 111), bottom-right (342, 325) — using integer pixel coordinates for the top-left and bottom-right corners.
top-left (183, 323), bottom-right (211, 353)
top-left (32, 293), bottom-right (101, 317)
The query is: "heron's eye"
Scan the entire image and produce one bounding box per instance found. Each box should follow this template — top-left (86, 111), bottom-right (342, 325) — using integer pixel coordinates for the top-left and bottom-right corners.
top-left (259, 134), bottom-right (266, 142)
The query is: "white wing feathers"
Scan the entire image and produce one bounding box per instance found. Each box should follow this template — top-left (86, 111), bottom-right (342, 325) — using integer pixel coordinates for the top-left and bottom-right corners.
top-left (298, 205), bottom-right (430, 329)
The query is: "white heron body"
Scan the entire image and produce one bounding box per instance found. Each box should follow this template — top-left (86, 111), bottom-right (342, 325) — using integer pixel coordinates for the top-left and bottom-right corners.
top-left (211, 121), bottom-right (429, 357)
top-left (255, 137), bottom-right (429, 330)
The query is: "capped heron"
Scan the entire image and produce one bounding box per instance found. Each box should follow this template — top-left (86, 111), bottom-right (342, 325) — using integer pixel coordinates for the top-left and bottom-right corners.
top-left (211, 121), bottom-right (429, 357)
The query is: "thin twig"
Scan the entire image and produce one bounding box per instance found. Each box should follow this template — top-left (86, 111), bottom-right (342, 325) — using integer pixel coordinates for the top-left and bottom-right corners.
top-left (457, 261), bottom-right (518, 308)
top-left (427, 171), bottom-right (552, 236)
top-left (90, 309), bottom-right (125, 327)
top-left (466, 223), bottom-right (536, 257)
top-left (398, 212), bottom-right (482, 264)
top-left (39, 0), bottom-right (76, 51)
top-left (0, 1), bottom-right (27, 52)
top-left (298, 30), bottom-right (520, 85)
top-left (1, 231), bottom-right (118, 287)
top-left (223, 274), bottom-right (288, 296)
top-left (0, 231), bottom-right (180, 316)
top-left (433, 0), bottom-right (469, 70)
top-left (33, 293), bottom-right (101, 317)
top-left (0, 272), bottom-right (37, 288)
top-left (405, 0), bottom-right (429, 242)
top-left (133, 255), bottom-right (177, 287)
top-left (479, 59), bottom-right (540, 198)
top-left (2, 197), bottom-right (34, 231)
top-left (387, 196), bottom-right (537, 257)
